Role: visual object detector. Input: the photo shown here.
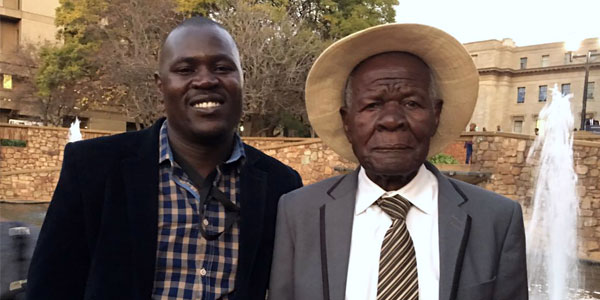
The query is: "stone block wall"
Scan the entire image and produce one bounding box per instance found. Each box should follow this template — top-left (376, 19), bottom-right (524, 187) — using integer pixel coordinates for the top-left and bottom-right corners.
top-left (466, 131), bottom-right (600, 261)
top-left (2, 124), bottom-right (600, 261)
top-left (1, 125), bottom-right (356, 200)
top-left (1, 124), bottom-right (116, 202)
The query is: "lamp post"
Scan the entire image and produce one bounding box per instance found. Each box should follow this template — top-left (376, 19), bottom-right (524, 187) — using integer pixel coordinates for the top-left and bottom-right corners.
top-left (569, 49), bottom-right (599, 130)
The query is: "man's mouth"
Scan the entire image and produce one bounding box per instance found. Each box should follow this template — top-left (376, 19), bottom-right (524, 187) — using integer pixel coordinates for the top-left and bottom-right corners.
top-left (189, 94), bottom-right (224, 111)
top-left (192, 101), bottom-right (221, 109)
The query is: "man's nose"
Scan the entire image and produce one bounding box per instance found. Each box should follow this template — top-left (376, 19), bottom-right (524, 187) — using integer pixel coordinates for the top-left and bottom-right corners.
top-left (376, 102), bottom-right (406, 131)
top-left (190, 68), bottom-right (218, 88)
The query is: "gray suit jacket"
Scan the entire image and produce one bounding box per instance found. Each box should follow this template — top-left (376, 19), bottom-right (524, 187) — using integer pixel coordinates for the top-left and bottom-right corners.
top-left (269, 162), bottom-right (528, 300)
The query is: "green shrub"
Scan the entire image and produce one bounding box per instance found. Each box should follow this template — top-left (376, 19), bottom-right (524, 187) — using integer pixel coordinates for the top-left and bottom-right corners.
top-left (429, 153), bottom-right (458, 164)
top-left (0, 139), bottom-right (27, 147)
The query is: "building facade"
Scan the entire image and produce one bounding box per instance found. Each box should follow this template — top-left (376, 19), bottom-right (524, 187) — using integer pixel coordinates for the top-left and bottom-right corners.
top-left (0, 0), bottom-right (129, 131)
top-left (1, 0), bottom-right (59, 124)
top-left (464, 38), bottom-right (599, 134)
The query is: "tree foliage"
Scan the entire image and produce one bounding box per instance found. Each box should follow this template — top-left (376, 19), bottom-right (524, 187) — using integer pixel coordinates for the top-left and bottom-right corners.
top-left (88, 0), bottom-right (179, 128)
top-left (30, 0), bottom-right (396, 133)
top-left (216, 1), bottom-right (328, 136)
top-left (288, 0), bottom-right (398, 39)
top-left (31, 0), bottom-right (103, 125)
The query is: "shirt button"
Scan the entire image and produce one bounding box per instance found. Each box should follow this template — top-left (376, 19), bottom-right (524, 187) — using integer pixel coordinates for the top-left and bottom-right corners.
top-left (203, 219), bottom-right (209, 226)
top-left (200, 268), bottom-right (207, 276)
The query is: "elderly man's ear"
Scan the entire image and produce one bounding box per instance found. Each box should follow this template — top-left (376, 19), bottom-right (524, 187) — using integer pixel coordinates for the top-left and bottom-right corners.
top-left (434, 98), bottom-right (444, 127)
top-left (339, 106), bottom-right (352, 142)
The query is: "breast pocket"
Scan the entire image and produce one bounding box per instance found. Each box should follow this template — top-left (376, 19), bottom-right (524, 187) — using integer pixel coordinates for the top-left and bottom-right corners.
top-left (455, 276), bottom-right (496, 300)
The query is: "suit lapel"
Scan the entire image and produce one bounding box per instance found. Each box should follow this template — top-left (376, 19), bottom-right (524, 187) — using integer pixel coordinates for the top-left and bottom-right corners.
top-left (426, 163), bottom-right (471, 300)
top-left (321, 169), bottom-right (359, 300)
top-left (121, 121), bottom-right (161, 298)
top-left (235, 148), bottom-right (267, 295)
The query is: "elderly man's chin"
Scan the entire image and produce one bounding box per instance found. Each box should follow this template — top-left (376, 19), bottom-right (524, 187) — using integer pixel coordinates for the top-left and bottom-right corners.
top-left (359, 151), bottom-right (426, 179)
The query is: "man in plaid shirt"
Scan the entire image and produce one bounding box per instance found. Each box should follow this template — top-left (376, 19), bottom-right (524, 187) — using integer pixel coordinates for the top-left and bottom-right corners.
top-left (27, 17), bottom-right (302, 300)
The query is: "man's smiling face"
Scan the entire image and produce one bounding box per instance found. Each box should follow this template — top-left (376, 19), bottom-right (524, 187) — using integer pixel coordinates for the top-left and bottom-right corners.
top-left (156, 25), bottom-right (243, 144)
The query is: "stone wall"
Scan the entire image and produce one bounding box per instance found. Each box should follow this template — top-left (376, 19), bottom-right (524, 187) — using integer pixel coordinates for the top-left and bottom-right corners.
top-left (465, 131), bottom-right (600, 261)
top-left (2, 124), bottom-right (599, 261)
top-left (0, 125), bottom-right (357, 201)
top-left (0, 124), bottom-right (117, 202)
top-left (244, 138), bottom-right (357, 184)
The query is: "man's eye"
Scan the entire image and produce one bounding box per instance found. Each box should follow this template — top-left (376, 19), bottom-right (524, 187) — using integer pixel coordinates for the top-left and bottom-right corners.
top-left (215, 65), bottom-right (234, 72)
top-left (175, 68), bottom-right (194, 75)
top-left (405, 100), bottom-right (420, 108)
top-left (363, 101), bottom-right (381, 110)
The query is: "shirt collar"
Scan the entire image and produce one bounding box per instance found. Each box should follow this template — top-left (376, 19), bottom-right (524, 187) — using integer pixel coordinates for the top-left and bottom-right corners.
top-left (355, 164), bottom-right (438, 216)
top-left (158, 120), bottom-right (246, 168)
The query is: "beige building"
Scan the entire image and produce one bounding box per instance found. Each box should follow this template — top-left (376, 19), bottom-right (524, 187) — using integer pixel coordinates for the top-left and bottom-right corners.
top-left (0, 0), bottom-right (129, 131)
top-left (1, 0), bottom-right (59, 122)
top-left (464, 38), bottom-right (600, 134)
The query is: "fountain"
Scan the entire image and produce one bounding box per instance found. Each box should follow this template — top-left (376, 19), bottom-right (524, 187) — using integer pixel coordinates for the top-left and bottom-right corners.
top-left (68, 117), bottom-right (83, 143)
top-left (526, 85), bottom-right (580, 299)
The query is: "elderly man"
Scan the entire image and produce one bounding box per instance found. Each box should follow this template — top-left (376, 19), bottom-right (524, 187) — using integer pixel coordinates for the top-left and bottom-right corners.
top-left (27, 17), bottom-right (302, 300)
top-left (269, 24), bottom-right (527, 300)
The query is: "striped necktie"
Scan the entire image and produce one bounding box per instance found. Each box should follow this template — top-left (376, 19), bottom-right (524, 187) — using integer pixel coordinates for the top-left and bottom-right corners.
top-left (376, 194), bottom-right (419, 300)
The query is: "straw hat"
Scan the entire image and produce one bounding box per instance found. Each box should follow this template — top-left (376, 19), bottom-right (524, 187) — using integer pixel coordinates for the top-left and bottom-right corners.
top-left (305, 23), bottom-right (479, 162)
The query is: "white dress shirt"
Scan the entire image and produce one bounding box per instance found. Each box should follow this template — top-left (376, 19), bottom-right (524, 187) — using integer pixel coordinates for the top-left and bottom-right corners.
top-left (345, 165), bottom-right (440, 300)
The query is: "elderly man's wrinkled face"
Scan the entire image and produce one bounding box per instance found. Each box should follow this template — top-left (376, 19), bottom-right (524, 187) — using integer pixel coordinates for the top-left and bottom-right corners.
top-left (340, 52), bottom-right (442, 189)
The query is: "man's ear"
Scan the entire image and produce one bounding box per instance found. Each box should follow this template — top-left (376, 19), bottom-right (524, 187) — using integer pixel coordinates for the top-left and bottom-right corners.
top-left (432, 99), bottom-right (444, 136)
top-left (340, 106), bottom-right (352, 142)
top-left (433, 98), bottom-right (443, 128)
top-left (154, 72), bottom-right (163, 92)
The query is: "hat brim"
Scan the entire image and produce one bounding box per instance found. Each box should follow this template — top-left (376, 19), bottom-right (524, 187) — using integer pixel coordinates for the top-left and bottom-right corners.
top-left (306, 23), bottom-right (479, 162)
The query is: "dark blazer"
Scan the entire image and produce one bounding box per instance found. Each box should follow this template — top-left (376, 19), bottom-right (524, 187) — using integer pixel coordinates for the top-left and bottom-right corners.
top-left (269, 162), bottom-right (528, 300)
top-left (27, 119), bottom-right (303, 300)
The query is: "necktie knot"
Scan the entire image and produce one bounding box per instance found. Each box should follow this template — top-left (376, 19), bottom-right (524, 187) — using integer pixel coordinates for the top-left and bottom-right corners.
top-left (377, 194), bottom-right (411, 220)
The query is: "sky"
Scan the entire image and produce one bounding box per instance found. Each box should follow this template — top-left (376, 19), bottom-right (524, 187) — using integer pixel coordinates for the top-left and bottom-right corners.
top-left (394, 0), bottom-right (600, 47)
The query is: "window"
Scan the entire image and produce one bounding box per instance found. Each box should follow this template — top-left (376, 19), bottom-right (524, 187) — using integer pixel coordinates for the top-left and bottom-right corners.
top-left (1, 0), bottom-right (20, 10)
top-left (517, 87), bottom-right (526, 103)
top-left (0, 19), bottom-right (19, 53)
top-left (561, 83), bottom-right (571, 96)
top-left (539, 85), bottom-right (547, 102)
top-left (513, 120), bottom-right (523, 133)
top-left (2, 74), bottom-right (12, 89)
top-left (587, 82), bottom-right (595, 99)
top-left (520, 57), bottom-right (527, 69)
top-left (541, 55), bottom-right (550, 67)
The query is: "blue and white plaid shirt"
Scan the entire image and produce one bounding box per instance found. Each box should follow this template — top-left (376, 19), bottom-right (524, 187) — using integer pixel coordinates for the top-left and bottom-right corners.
top-left (152, 121), bottom-right (245, 300)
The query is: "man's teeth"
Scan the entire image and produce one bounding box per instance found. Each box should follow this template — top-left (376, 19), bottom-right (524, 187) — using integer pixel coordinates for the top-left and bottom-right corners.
top-left (193, 102), bottom-right (220, 108)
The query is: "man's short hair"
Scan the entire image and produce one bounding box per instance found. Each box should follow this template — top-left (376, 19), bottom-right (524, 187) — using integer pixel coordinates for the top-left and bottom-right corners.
top-left (342, 52), bottom-right (440, 108)
top-left (176, 16), bottom-right (226, 31)
top-left (158, 16), bottom-right (237, 67)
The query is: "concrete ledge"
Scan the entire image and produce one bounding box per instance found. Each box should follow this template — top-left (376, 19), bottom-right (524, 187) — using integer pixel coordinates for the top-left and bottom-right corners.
top-left (0, 199), bottom-right (50, 204)
top-left (0, 123), bottom-right (121, 135)
top-left (259, 139), bottom-right (323, 151)
top-left (1, 167), bottom-right (61, 176)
